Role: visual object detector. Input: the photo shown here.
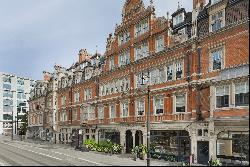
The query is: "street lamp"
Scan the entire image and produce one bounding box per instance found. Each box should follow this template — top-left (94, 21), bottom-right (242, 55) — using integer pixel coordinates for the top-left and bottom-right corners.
top-left (140, 71), bottom-right (151, 166)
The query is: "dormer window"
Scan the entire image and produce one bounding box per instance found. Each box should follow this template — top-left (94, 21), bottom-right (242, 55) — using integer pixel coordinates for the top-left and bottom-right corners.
top-left (173, 13), bottom-right (184, 26)
top-left (210, 10), bottom-right (224, 32)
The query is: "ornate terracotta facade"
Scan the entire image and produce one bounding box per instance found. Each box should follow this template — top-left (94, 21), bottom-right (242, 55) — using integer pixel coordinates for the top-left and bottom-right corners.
top-left (28, 0), bottom-right (249, 165)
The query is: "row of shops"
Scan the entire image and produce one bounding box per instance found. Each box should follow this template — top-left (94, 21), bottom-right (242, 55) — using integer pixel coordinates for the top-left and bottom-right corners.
top-left (52, 121), bottom-right (249, 165)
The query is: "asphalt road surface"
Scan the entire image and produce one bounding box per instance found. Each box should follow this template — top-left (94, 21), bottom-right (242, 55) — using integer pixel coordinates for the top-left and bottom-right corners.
top-left (0, 136), bottom-right (106, 166)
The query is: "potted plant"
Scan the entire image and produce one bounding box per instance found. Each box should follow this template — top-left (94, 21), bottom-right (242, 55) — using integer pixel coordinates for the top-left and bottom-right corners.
top-left (139, 145), bottom-right (147, 160)
top-left (209, 159), bottom-right (222, 166)
top-left (131, 146), bottom-right (139, 161)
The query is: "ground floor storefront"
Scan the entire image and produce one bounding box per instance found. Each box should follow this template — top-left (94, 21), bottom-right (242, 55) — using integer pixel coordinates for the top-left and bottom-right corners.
top-left (55, 120), bottom-right (249, 165)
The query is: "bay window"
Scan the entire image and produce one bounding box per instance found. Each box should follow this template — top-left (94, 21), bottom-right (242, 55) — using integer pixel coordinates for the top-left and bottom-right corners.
top-left (216, 85), bottom-right (230, 108)
top-left (235, 81), bottom-right (249, 106)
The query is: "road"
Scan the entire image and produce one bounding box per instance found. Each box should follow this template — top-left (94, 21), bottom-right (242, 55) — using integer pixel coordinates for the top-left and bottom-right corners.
top-left (0, 136), bottom-right (108, 166)
top-left (0, 135), bottom-right (175, 166)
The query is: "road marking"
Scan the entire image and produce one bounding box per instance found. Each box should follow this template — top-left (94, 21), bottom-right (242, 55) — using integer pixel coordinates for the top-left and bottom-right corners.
top-left (2, 141), bottom-right (106, 166)
top-left (1, 142), bottom-right (63, 161)
top-left (77, 158), bottom-right (106, 166)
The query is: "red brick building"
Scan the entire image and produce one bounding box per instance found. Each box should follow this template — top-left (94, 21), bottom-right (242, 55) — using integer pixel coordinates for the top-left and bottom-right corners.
top-left (29, 0), bottom-right (249, 165)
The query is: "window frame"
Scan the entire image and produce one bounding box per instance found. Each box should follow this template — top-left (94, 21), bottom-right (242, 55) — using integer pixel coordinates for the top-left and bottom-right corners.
top-left (154, 96), bottom-right (164, 115)
top-left (215, 85), bottom-right (230, 109)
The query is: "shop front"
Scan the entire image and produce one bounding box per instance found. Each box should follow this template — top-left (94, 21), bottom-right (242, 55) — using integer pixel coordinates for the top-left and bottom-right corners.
top-left (150, 130), bottom-right (190, 162)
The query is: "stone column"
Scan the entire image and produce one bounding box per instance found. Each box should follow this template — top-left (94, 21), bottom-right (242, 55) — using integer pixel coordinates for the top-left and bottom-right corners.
top-left (120, 130), bottom-right (126, 154)
top-left (190, 131), bottom-right (198, 164)
top-left (132, 130), bottom-right (136, 148)
top-left (95, 129), bottom-right (99, 144)
top-left (209, 121), bottom-right (217, 160)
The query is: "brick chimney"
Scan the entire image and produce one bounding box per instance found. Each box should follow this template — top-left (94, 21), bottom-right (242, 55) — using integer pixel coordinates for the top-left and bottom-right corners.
top-left (193, 0), bottom-right (206, 9)
top-left (79, 49), bottom-right (91, 63)
top-left (43, 71), bottom-right (51, 81)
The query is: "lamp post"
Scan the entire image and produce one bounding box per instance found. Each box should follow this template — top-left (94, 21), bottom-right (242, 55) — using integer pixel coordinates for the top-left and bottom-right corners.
top-left (140, 71), bottom-right (151, 166)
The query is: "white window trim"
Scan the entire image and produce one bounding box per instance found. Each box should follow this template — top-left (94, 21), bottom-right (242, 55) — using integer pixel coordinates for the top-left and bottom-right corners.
top-left (153, 96), bottom-right (164, 116)
top-left (98, 105), bottom-right (104, 119)
top-left (209, 46), bottom-right (225, 72)
top-left (135, 99), bottom-right (145, 116)
top-left (215, 85), bottom-right (231, 110)
top-left (120, 101), bottom-right (129, 118)
top-left (173, 93), bottom-right (187, 114)
top-left (109, 104), bottom-right (116, 119)
top-left (209, 9), bottom-right (225, 33)
top-left (233, 81), bottom-right (249, 108)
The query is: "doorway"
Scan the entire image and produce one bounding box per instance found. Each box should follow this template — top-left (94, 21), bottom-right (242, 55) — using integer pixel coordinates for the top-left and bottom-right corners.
top-left (126, 130), bottom-right (133, 153)
top-left (135, 130), bottom-right (143, 146)
top-left (197, 141), bottom-right (209, 165)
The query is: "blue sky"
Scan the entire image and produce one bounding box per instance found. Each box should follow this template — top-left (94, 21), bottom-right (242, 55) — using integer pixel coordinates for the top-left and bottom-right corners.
top-left (0, 0), bottom-right (192, 80)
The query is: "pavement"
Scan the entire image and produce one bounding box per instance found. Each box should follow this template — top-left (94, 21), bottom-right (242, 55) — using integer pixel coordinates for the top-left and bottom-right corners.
top-left (0, 135), bottom-right (184, 166)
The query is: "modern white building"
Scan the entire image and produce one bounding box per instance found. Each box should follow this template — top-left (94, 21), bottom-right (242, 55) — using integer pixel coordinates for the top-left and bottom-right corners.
top-left (0, 72), bottom-right (35, 135)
